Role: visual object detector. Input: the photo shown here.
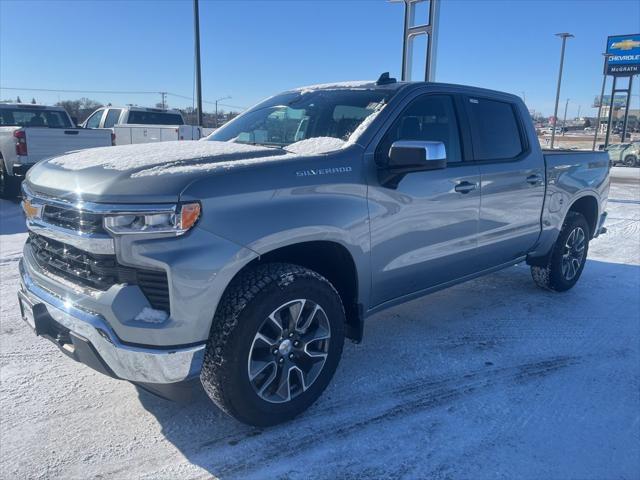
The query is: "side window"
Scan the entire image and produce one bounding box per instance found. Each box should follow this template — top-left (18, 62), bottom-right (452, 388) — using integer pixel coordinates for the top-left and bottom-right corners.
top-left (103, 109), bottom-right (122, 128)
top-left (85, 110), bottom-right (104, 129)
top-left (466, 98), bottom-right (523, 160)
top-left (377, 95), bottom-right (462, 164)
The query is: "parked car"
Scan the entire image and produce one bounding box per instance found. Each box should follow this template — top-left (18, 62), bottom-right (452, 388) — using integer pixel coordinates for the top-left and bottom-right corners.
top-left (606, 142), bottom-right (639, 167)
top-left (0, 103), bottom-right (113, 198)
top-left (82, 106), bottom-right (202, 145)
top-left (18, 76), bottom-right (610, 426)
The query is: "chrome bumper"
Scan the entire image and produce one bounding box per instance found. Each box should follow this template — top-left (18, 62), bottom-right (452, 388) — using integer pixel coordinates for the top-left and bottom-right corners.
top-left (18, 260), bottom-right (205, 384)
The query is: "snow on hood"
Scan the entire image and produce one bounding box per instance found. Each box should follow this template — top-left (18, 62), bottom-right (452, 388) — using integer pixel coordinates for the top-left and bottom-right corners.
top-left (286, 137), bottom-right (347, 155)
top-left (50, 141), bottom-right (276, 172)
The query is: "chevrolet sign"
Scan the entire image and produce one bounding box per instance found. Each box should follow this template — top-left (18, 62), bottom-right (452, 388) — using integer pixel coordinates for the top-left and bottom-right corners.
top-left (606, 34), bottom-right (640, 76)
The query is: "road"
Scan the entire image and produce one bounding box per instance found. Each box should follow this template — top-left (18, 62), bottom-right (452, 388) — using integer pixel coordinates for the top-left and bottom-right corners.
top-left (1, 179), bottom-right (639, 479)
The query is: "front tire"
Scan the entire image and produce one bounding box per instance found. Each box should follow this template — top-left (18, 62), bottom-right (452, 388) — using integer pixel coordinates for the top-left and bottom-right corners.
top-left (200, 263), bottom-right (345, 426)
top-left (531, 212), bottom-right (590, 292)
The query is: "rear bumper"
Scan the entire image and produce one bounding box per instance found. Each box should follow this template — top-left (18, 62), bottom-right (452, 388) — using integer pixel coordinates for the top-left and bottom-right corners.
top-left (18, 259), bottom-right (205, 384)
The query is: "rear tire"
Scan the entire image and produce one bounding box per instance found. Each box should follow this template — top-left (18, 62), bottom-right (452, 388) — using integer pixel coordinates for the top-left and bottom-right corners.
top-left (531, 212), bottom-right (590, 292)
top-left (623, 155), bottom-right (637, 167)
top-left (200, 262), bottom-right (345, 426)
top-left (0, 159), bottom-right (19, 199)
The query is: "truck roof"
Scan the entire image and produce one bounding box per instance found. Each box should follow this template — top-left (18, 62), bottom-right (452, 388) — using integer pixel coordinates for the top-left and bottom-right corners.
top-left (288, 79), bottom-right (522, 103)
top-left (107, 106), bottom-right (182, 114)
top-left (0, 103), bottom-right (67, 111)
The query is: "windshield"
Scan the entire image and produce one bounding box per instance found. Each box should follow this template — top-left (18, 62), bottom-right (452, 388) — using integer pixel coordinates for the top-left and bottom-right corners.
top-left (209, 88), bottom-right (394, 149)
top-left (0, 107), bottom-right (72, 128)
top-left (127, 111), bottom-right (184, 125)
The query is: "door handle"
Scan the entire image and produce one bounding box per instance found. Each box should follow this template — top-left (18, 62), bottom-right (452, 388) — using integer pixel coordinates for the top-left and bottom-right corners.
top-left (526, 174), bottom-right (543, 185)
top-left (454, 181), bottom-right (476, 194)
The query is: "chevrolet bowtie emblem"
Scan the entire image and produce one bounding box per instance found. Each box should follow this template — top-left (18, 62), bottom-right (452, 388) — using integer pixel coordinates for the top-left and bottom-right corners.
top-left (611, 39), bottom-right (640, 51)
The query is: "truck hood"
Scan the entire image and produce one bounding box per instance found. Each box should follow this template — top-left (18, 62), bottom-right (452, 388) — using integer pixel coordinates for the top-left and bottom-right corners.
top-left (26, 141), bottom-right (289, 203)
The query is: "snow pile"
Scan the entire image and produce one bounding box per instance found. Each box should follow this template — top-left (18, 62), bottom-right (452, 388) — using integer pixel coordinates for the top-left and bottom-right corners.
top-left (50, 141), bottom-right (276, 171)
top-left (286, 137), bottom-right (347, 155)
top-left (134, 307), bottom-right (169, 324)
top-left (295, 80), bottom-right (374, 95)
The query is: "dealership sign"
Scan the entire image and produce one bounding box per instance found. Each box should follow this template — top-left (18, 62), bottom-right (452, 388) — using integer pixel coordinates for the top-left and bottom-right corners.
top-left (606, 34), bottom-right (640, 76)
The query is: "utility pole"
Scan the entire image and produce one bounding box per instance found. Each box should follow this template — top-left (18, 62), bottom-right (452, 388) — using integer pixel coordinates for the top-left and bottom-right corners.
top-left (160, 92), bottom-right (167, 110)
top-left (550, 32), bottom-right (573, 149)
top-left (577, 104), bottom-right (581, 120)
top-left (562, 98), bottom-right (569, 136)
top-left (193, 0), bottom-right (203, 127)
top-left (214, 96), bottom-right (231, 128)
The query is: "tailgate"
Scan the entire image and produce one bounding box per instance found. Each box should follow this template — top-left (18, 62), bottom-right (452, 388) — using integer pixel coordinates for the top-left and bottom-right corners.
top-left (25, 128), bottom-right (112, 161)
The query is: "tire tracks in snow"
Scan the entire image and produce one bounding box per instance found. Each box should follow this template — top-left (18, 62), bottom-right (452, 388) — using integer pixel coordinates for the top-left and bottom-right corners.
top-left (182, 355), bottom-right (580, 478)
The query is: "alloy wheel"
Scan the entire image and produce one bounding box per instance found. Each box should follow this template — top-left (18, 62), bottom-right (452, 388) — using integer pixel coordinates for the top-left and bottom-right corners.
top-left (562, 226), bottom-right (586, 281)
top-left (247, 299), bottom-right (331, 403)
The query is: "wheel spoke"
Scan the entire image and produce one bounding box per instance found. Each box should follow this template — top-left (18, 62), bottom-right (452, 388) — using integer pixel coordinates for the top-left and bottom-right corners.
top-left (288, 299), bottom-right (306, 332)
top-left (291, 366), bottom-right (308, 392)
top-left (266, 312), bottom-right (284, 336)
top-left (249, 359), bottom-right (276, 381)
top-left (257, 364), bottom-right (278, 396)
top-left (275, 366), bottom-right (292, 401)
top-left (254, 332), bottom-right (276, 347)
top-left (296, 303), bottom-right (320, 333)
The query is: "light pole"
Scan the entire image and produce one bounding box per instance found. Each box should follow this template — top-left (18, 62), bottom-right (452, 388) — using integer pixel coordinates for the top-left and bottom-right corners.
top-left (193, 0), bottom-right (203, 127)
top-left (550, 32), bottom-right (574, 149)
top-left (215, 96), bottom-right (231, 128)
top-left (593, 53), bottom-right (613, 151)
top-left (562, 98), bottom-right (569, 136)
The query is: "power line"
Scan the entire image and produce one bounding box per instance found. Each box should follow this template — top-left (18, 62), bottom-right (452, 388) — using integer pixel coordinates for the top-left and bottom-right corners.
top-left (0, 86), bottom-right (160, 95)
top-left (0, 86), bottom-right (248, 110)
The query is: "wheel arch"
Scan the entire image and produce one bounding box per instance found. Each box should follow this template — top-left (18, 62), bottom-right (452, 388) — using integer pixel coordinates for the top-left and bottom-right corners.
top-left (566, 195), bottom-right (599, 238)
top-left (218, 240), bottom-right (364, 343)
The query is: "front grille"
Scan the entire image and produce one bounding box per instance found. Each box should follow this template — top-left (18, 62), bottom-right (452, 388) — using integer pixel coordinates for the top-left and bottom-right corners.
top-left (42, 205), bottom-right (105, 234)
top-left (28, 232), bottom-right (170, 312)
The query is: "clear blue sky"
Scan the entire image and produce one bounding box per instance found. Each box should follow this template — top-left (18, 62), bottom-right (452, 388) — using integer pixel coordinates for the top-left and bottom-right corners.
top-left (1, 0), bottom-right (639, 117)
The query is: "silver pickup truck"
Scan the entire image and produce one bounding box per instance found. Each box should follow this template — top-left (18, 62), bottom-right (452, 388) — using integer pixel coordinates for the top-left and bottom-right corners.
top-left (18, 76), bottom-right (609, 426)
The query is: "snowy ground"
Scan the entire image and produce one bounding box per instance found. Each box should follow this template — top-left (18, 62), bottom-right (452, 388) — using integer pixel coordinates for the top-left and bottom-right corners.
top-left (1, 179), bottom-right (639, 480)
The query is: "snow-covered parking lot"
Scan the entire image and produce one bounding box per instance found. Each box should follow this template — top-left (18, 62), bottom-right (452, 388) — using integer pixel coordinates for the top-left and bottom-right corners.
top-left (1, 175), bottom-right (639, 480)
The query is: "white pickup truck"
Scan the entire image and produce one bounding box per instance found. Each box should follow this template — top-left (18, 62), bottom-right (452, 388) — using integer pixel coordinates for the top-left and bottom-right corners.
top-left (82, 106), bottom-right (203, 145)
top-left (0, 103), bottom-right (113, 198)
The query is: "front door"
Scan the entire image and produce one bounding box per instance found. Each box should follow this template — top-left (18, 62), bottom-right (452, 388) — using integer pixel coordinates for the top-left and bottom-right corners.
top-left (367, 93), bottom-right (481, 307)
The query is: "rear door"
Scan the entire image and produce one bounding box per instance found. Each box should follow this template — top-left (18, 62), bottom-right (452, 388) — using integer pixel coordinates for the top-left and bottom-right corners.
top-left (464, 96), bottom-right (545, 268)
top-left (367, 92), bottom-right (481, 307)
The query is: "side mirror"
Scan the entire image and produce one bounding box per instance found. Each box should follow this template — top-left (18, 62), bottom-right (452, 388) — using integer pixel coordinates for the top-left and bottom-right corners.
top-left (379, 140), bottom-right (447, 188)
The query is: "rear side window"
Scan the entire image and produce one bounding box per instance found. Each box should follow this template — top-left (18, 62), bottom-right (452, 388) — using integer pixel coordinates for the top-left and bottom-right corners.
top-left (103, 109), bottom-right (122, 128)
top-left (466, 98), bottom-right (523, 160)
top-left (0, 108), bottom-right (72, 128)
top-left (126, 111), bottom-right (184, 125)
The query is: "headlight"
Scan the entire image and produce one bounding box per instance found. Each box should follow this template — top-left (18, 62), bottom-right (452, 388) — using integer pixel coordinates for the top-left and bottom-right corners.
top-left (104, 202), bottom-right (200, 236)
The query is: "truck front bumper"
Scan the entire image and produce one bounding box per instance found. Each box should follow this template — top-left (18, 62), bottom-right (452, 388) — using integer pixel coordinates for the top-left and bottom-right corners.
top-left (18, 260), bottom-right (205, 384)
